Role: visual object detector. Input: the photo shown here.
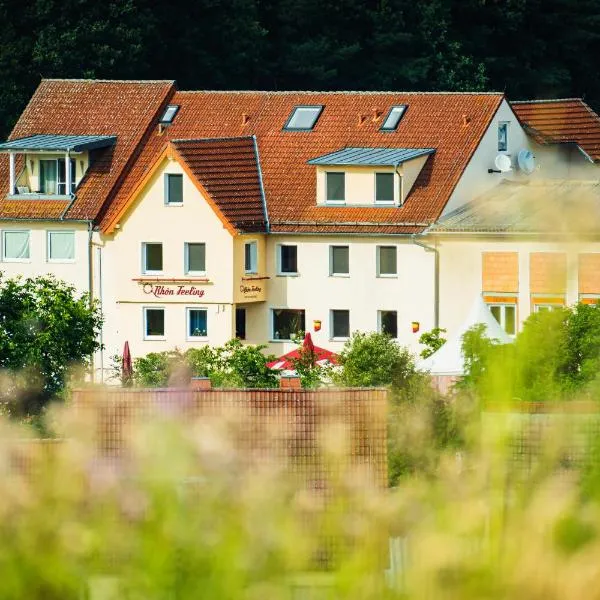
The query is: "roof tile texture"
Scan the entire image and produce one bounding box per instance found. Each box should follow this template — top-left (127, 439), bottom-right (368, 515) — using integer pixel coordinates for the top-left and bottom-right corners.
top-left (0, 79), bottom-right (174, 221)
top-left (172, 137), bottom-right (266, 232)
top-left (512, 99), bottom-right (600, 161)
top-left (101, 91), bottom-right (504, 234)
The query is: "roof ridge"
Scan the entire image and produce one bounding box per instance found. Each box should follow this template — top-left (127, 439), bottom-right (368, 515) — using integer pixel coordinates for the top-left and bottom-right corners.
top-left (176, 89), bottom-right (504, 96)
top-left (511, 98), bottom-right (584, 104)
top-left (42, 78), bottom-right (176, 84)
top-left (171, 136), bottom-right (255, 144)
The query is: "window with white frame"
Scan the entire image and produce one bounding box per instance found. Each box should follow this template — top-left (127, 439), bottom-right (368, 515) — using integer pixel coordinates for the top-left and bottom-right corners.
top-left (47, 231), bottom-right (75, 261)
top-left (375, 172), bottom-right (394, 203)
top-left (278, 244), bottom-right (298, 275)
top-left (187, 308), bottom-right (208, 338)
top-left (489, 303), bottom-right (517, 335)
top-left (144, 307), bottom-right (165, 339)
top-left (378, 310), bottom-right (398, 338)
top-left (244, 241), bottom-right (258, 274)
top-left (40, 159), bottom-right (76, 195)
top-left (165, 173), bottom-right (183, 204)
top-left (272, 309), bottom-right (305, 340)
top-left (331, 309), bottom-right (350, 339)
top-left (142, 242), bottom-right (163, 274)
top-left (2, 230), bottom-right (30, 261)
top-left (330, 245), bottom-right (349, 276)
top-left (326, 172), bottom-right (345, 203)
top-left (377, 246), bottom-right (397, 276)
top-left (534, 304), bottom-right (563, 314)
top-left (498, 122), bottom-right (509, 152)
top-left (185, 242), bottom-right (206, 274)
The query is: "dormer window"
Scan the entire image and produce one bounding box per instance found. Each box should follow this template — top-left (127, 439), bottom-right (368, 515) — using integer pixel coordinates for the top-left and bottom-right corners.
top-left (160, 105), bottom-right (180, 125)
top-left (40, 159), bottom-right (76, 195)
top-left (375, 172), bottom-right (394, 203)
top-left (380, 106), bottom-right (407, 131)
top-left (284, 106), bottom-right (323, 131)
top-left (326, 172), bottom-right (345, 203)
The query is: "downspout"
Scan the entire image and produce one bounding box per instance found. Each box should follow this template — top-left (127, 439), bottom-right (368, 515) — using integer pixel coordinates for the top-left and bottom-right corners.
top-left (394, 162), bottom-right (404, 205)
top-left (87, 221), bottom-right (96, 382)
top-left (412, 233), bottom-right (439, 329)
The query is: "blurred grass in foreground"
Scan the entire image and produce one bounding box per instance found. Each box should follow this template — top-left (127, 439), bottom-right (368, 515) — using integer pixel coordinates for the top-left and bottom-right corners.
top-left (3, 392), bottom-right (600, 598)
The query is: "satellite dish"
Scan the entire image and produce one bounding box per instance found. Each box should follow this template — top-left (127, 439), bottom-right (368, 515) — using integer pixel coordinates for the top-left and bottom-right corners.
top-left (517, 149), bottom-right (535, 174)
top-left (494, 154), bottom-right (512, 173)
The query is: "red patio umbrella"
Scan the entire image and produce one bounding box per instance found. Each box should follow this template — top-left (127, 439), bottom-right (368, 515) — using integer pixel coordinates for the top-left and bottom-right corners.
top-left (267, 334), bottom-right (338, 371)
top-left (122, 341), bottom-right (133, 387)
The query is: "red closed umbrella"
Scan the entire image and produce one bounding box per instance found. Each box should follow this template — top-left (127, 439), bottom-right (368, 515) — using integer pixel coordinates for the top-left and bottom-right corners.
top-left (122, 341), bottom-right (133, 387)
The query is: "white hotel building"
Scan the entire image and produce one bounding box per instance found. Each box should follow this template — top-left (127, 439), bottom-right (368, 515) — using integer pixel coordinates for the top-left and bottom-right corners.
top-left (0, 80), bottom-right (599, 381)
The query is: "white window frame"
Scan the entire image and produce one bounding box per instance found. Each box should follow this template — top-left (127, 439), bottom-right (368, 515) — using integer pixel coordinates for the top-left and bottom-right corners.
top-left (2, 229), bottom-right (31, 263)
top-left (376, 245), bottom-right (397, 277)
top-left (329, 245), bottom-right (350, 277)
top-left (277, 244), bottom-right (298, 276)
top-left (270, 307), bottom-right (306, 342)
top-left (244, 240), bottom-right (258, 274)
top-left (488, 303), bottom-right (517, 336)
top-left (143, 306), bottom-right (166, 340)
top-left (330, 309), bottom-right (350, 341)
top-left (142, 242), bottom-right (163, 275)
top-left (534, 303), bottom-right (563, 313)
top-left (164, 173), bottom-right (184, 205)
top-left (186, 307), bottom-right (209, 341)
top-left (184, 242), bottom-right (206, 276)
top-left (378, 310), bottom-right (398, 338)
top-left (498, 121), bottom-right (509, 152)
top-left (325, 171), bottom-right (346, 205)
top-left (47, 230), bottom-right (75, 263)
top-left (374, 172), bottom-right (395, 204)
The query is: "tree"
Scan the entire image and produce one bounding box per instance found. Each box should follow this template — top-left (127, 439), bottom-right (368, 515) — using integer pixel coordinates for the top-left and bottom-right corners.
top-left (333, 331), bottom-right (415, 389)
top-left (419, 327), bottom-right (447, 359)
top-left (0, 274), bottom-right (102, 414)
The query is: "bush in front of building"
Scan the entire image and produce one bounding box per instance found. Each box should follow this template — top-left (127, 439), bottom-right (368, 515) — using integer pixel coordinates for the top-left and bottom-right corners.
top-left (0, 274), bottom-right (102, 417)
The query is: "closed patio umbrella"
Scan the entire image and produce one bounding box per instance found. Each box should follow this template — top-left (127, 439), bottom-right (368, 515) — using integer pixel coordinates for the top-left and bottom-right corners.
top-left (122, 341), bottom-right (133, 387)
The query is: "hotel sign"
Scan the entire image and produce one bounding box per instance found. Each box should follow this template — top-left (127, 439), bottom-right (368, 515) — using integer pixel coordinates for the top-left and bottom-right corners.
top-left (142, 283), bottom-right (206, 298)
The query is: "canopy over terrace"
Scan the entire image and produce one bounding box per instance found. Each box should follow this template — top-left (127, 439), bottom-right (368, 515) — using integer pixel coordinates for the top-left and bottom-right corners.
top-left (0, 134), bottom-right (116, 197)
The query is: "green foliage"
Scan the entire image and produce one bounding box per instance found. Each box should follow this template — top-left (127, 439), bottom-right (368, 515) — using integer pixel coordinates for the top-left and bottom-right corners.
top-left (0, 274), bottom-right (102, 415)
top-left (419, 327), bottom-right (447, 359)
top-left (133, 350), bottom-right (185, 388)
top-left (290, 344), bottom-right (327, 389)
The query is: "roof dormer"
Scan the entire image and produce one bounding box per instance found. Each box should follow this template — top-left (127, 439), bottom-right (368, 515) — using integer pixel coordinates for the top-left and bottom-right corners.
top-left (0, 134), bottom-right (116, 199)
top-left (308, 147), bottom-right (435, 207)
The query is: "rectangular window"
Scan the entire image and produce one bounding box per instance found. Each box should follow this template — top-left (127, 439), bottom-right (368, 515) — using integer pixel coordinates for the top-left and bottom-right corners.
top-left (498, 122), bottom-right (509, 152)
top-left (272, 309), bottom-right (305, 340)
top-left (2, 230), bottom-right (30, 261)
top-left (278, 245), bottom-right (298, 275)
top-left (39, 160), bottom-right (58, 195)
top-left (375, 173), bottom-right (394, 203)
top-left (489, 304), bottom-right (517, 335)
top-left (330, 245), bottom-right (349, 276)
top-left (244, 241), bottom-right (258, 274)
top-left (144, 307), bottom-right (165, 339)
top-left (377, 246), bottom-right (397, 276)
top-left (379, 310), bottom-right (398, 338)
top-left (380, 105), bottom-right (407, 131)
top-left (165, 174), bottom-right (183, 204)
top-left (48, 231), bottom-right (75, 261)
top-left (331, 309), bottom-right (350, 339)
top-left (534, 304), bottom-right (563, 314)
top-left (326, 172), bottom-right (345, 203)
top-left (284, 105), bottom-right (323, 131)
top-left (143, 243), bottom-right (163, 274)
top-left (235, 308), bottom-right (247, 340)
top-left (57, 159), bottom-right (76, 195)
top-left (187, 308), bottom-right (208, 338)
top-left (185, 242), bottom-right (206, 274)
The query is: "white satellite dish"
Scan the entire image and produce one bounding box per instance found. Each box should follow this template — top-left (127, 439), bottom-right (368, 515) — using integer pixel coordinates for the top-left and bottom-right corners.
top-left (517, 149), bottom-right (535, 174)
top-left (494, 154), bottom-right (512, 173)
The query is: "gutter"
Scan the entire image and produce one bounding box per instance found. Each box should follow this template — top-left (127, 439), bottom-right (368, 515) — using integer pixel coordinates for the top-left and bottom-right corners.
top-left (412, 232), bottom-right (439, 329)
top-left (252, 135), bottom-right (270, 233)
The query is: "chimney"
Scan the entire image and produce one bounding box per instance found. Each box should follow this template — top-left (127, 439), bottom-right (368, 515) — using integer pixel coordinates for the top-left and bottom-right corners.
top-left (280, 375), bottom-right (302, 389)
top-left (190, 376), bottom-right (212, 390)
top-left (242, 113), bottom-right (251, 125)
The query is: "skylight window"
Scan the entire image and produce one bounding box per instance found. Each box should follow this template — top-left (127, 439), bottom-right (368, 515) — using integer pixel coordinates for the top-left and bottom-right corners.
top-left (380, 105), bottom-right (407, 131)
top-left (284, 105), bottom-right (324, 131)
top-left (159, 104), bottom-right (180, 124)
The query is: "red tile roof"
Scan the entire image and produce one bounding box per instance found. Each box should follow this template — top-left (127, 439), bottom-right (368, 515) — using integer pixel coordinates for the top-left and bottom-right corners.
top-left (0, 79), bottom-right (175, 221)
top-left (512, 99), bottom-right (600, 162)
top-left (172, 137), bottom-right (266, 232)
top-left (100, 91), bottom-right (504, 234)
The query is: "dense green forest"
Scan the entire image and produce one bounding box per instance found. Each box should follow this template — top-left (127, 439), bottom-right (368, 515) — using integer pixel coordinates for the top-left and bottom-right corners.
top-left (0, 0), bottom-right (599, 136)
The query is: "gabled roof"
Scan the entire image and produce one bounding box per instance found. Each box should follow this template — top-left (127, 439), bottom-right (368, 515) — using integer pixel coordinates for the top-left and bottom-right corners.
top-left (307, 147), bottom-right (435, 166)
top-left (512, 99), bottom-right (600, 162)
top-left (100, 90), bottom-right (504, 234)
top-left (429, 179), bottom-right (600, 235)
top-left (0, 79), bottom-right (175, 221)
top-left (0, 134), bottom-right (116, 153)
